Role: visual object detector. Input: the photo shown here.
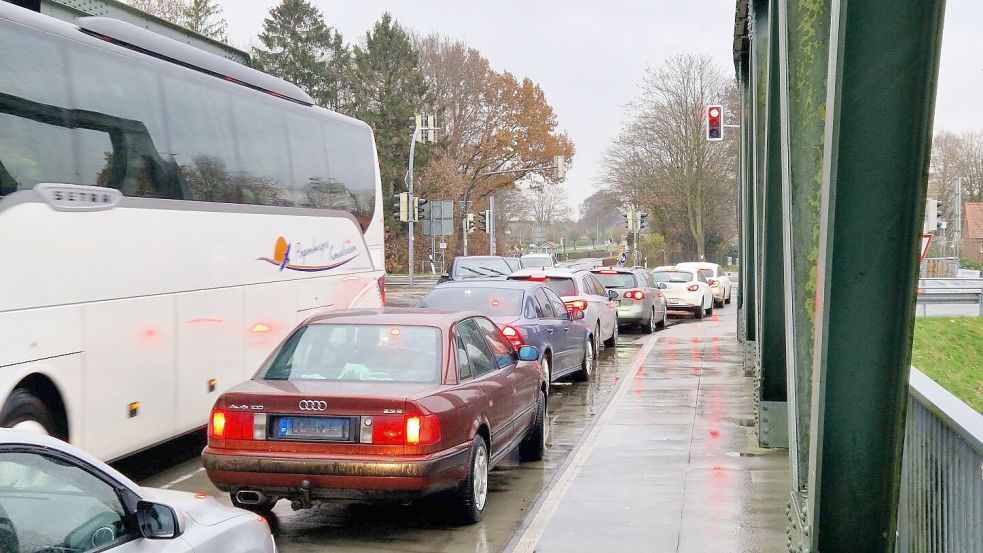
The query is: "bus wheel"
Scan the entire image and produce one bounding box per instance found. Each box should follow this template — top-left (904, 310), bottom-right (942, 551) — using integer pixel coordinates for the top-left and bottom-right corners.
top-left (0, 389), bottom-right (58, 436)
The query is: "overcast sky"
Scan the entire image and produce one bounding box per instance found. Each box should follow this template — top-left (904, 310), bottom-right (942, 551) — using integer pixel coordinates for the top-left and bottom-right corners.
top-left (218, 1), bottom-right (983, 218)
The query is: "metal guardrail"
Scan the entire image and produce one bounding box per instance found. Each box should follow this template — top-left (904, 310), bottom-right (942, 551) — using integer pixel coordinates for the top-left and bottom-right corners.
top-left (897, 368), bottom-right (983, 553)
top-left (915, 288), bottom-right (983, 316)
top-left (385, 275), bottom-right (439, 288)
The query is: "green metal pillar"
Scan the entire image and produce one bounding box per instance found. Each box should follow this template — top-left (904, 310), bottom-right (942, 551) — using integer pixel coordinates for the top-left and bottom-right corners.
top-left (805, 0), bottom-right (946, 550)
top-left (775, 0), bottom-right (832, 502)
top-left (758, 0), bottom-right (789, 450)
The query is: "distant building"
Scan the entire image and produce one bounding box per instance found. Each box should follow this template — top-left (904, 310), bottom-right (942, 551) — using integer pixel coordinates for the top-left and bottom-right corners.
top-left (963, 202), bottom-right (983, 264)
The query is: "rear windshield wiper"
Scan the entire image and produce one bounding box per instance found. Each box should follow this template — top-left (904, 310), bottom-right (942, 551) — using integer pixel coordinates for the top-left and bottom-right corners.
top-left (461, 266), bottom-right (489, 276)
top-left (479, 266), bottom-right (506, 276)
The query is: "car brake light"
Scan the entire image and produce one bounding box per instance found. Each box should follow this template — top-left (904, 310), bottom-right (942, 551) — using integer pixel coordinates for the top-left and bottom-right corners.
top-left (564, 299), bottom-right (588, 311)
top-left (687, 284), bottom-right (700, 292)
top-left (623, 290), bottom-right (645, 300)
top-left (378, 275), bottom-right (387, 305)
top-left (501, 325), bottom-right (525, 349)
top-left (372, 414), bottom-right (440, 445)
top-left (528, 274), bottom-right (547, 281)
top-left (598, 270), bottom-right (618, 274)
top-left (406, 415), bottom-right (441, 445)
top-left (210, 409), bottom-right (253, 440)
top-left (708, 279), bottom-right (718, 286)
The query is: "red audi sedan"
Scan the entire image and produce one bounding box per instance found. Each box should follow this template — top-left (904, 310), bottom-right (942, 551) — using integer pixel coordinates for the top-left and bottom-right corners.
top-left (202, 308), bottom-right (547, 524)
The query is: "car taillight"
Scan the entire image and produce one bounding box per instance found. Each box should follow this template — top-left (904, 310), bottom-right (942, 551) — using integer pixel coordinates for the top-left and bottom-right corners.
top-left (687, 284), bottom-right (700, 292)
top-left (501, 325), bottom-right (525, 349)
top-left (708, 279), bottom-right (718, 286)
top-left (372, 414), bottom-right (440, 445)
top-left (623, 290), bottom-right (645, 300)
top-left (406, 415), bottom-right (441, 444)
top-left (564, 299), bottom-right (588, 311)
top-left (210, 410), bottom-right (253, 440)
top-left (378, 275), bottom-right (387, 305)
top-left (528, 274), bottom-right (548, 281)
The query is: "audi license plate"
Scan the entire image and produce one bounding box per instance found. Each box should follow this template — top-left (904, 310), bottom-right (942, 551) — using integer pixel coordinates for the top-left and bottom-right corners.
top-left (274, 416), bottom-right (351, 441)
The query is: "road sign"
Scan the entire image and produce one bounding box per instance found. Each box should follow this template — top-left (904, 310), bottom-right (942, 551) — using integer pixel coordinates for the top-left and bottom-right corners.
top-left (618, 251), bottom-right (629, 265)
top-left (919, 233), bottom-right (932, 262)
top-left (439, 242), bottom-right (447, 249)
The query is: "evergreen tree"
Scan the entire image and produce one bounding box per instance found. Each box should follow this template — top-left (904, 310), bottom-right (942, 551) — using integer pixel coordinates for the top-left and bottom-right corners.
top-left (350, 13), bottom-right (431, 202)
top-left (252, 0), bottom-right (351, 111)
top-left (183, 0), bottom-right (228, 41)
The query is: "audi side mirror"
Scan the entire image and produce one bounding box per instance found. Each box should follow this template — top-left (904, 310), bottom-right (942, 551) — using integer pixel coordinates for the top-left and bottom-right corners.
top-left (607, 289), bottom-right (619, 300)
top-left (658, 282), bottom-right (669, 289)
top-left (136, 500), bottom-right (184, 540)
top-left (570, 309), bottom-right (585, 320)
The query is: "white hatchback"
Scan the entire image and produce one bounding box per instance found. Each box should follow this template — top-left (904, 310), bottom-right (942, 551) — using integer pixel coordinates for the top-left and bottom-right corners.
top-left (651, 267), bottom-right (715, 319)
top-left (676, 262), bottom-right (733, 307)
top-left (0, 429), bottom-right (276, 553)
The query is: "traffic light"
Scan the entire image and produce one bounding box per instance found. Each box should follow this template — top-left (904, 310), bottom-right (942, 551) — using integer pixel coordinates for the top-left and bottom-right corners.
top-left (476, 209), bottom-right (490, 233)
top-left (924, 198), bottom-right (944, 232)
top-left (623, 211), bottom-right (632, 229)
top-left (393, 192), bottom-right (409, 222)
top-left (465, 213), bottom-right (476, 233)
top-left (707, 105), bottom-right (723, 141)
top-left (638, 212), bottom-right (648, 230)
top-left (414, 197), bottom-right (429, 222)
top-left (553, 155), bottom-right (566, 179)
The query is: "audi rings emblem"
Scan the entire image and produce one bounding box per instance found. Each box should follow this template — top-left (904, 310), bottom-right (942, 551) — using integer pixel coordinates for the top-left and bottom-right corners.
top-left (299, 400), bottom-right (327, 411)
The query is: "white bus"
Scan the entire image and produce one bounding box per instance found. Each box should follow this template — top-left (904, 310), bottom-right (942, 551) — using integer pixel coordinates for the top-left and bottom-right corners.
top-left (0, 5), bottom-right (386, 461)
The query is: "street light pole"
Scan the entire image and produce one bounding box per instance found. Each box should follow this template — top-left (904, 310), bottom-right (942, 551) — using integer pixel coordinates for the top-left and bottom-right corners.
top-left (407, 127), bottom-right (420, 287)
top-left (488, 195), bottom-right (495, 255)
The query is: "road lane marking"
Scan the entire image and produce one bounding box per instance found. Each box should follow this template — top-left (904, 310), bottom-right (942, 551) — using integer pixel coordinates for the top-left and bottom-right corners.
top-left (161, 467), bottom-right (205, 489)
top-left (506, 333), bottom-right (660, 553)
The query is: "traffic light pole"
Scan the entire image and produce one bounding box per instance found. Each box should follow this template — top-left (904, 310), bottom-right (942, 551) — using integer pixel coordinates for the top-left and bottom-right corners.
top-left (406, 127), bottom-right (421, 287)
top-left (488, 196), bottom-right (495, 254)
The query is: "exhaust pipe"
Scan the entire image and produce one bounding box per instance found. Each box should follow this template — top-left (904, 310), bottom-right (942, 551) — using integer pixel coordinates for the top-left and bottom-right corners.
top-left (235, 490), bottom-right (266, 505)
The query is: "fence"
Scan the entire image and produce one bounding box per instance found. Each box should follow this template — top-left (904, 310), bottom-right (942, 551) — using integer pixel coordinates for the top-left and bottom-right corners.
top-left (897, 368), bottom-right (983, 552)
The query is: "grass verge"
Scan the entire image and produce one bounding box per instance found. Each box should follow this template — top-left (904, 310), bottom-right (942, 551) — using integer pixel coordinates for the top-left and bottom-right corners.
top-left (911, 317), bottom-right (983, 413)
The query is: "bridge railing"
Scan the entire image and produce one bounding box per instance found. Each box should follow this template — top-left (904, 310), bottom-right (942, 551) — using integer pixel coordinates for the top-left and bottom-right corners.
top-left (897, 368), bottom-right (983, 552)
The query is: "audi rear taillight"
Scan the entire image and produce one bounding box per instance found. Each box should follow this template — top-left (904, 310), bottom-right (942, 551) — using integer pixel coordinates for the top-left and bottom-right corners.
top-left (378, 275), bottom-right (387, 305)
top-left (501, 325), bottom-right (525, 349)
top-left (623, 290), bottom-right (645, 300)
top-left (687, 284), bottom-right (700, 292)
top-left (371, 414), bottom-right (440, 445)
top-left (210, 410), bottom-right (253, 440)
top-left (708, 279), bottom-right (718, 287)
top-left (564, 299), bottom-right (588, 311)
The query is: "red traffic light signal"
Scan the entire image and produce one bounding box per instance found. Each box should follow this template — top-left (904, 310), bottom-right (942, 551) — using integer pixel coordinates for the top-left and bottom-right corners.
top-left (707, 105), bottom-right (723, 141)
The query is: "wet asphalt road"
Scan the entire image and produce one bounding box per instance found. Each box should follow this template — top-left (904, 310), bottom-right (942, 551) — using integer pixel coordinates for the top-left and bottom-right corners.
top-left (116, 308), bottom-right (718, 553)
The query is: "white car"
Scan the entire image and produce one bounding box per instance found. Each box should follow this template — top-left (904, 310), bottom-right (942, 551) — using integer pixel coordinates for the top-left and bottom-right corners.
top-left (0, 429), bottom-right (276, 553)
top-left (651, 267), bottom-right (714, 319)
top-left (509, 267), bottom-right (619, 351)
top-left (519, 253), bottom-right (557, 268)
top-left (676, 262), bottom-right (733, 307)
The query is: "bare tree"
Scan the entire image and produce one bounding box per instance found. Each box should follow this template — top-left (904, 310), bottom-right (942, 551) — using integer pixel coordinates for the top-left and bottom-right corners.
top-left (600, 54), bottom-right (737, 261)
top-left (524, 175), bottom-right (571, 227)
top-left (127, 0), bottom-right (187, 25)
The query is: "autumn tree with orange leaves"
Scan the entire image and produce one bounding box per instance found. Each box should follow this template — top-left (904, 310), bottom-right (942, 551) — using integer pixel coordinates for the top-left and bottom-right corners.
top-left (415, 35), bottom-right (574, 254)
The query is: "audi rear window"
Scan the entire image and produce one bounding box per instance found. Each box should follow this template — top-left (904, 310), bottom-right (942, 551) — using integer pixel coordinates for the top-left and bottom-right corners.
top-left (593, 272), bottom-right (637, 289)
top-left (260, 324), bottom-right (441, 383)
top-left (418, 287), bottom-right (524, 317)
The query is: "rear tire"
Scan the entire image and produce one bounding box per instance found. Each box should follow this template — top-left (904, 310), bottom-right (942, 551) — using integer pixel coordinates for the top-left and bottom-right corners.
top-left (694, 304), bottom-right (705, 319)
top-left (706, 300), bottom-right (714, 316)
top-left (603, 323), bottom-right (618, 348)
top-left (0, 389), bottom-right (59, 437)
top-left (454, 437), bottom-right (489, 524)
top-left (643, 308), bottom-right (656, 334)
top-left (657, 310), bottom-right (668, 329)
top-left (725, 288), bottom-right (732, 304)
top-left (573, 338), bottom-right (595, 381)
top-left (519, 390), bottom-right (546, 462)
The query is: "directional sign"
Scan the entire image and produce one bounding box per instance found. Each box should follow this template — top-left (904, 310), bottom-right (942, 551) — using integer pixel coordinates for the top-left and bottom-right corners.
top-left (618, 251), bottom-right (629, 265)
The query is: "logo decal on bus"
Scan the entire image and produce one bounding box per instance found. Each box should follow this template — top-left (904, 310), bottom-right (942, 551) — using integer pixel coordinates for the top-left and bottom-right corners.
top-left (257, 236), bottom-right (358, 272)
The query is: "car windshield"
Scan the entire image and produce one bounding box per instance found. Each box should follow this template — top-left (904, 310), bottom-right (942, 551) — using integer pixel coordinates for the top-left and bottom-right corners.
top-left (419, 287), bottom-right (524, 316)
top-left (540, 277), bottom-right (576, 296)
top-left (520, 255), bottom-right (553, 268)
top-left (455, 257), bottom-right (511, 278)
top-left (593, 272), bottom-right (637, 288)
top-left (653, 271), bottom-right (695, 283)
top-left (260, 324), bottom-right (441, 383)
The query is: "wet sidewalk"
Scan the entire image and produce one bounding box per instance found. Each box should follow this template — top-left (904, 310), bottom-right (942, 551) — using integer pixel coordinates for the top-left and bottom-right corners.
top-left (510, 308), bottom-right (790, 553)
